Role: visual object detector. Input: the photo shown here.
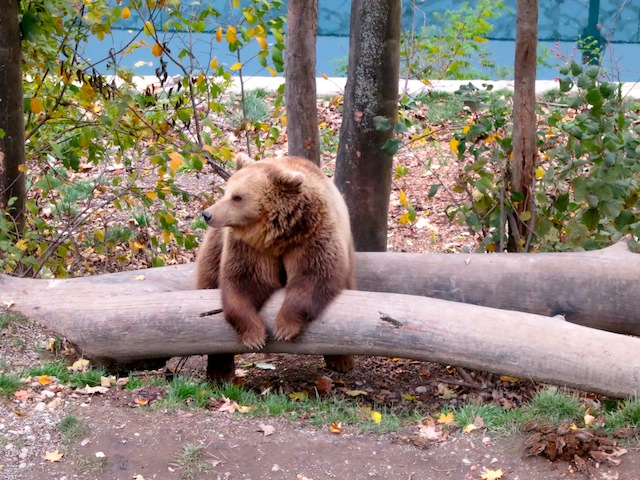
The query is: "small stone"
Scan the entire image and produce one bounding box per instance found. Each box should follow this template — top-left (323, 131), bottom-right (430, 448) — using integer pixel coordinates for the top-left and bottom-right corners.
top-left (415, 386), bottom-right (428, 394)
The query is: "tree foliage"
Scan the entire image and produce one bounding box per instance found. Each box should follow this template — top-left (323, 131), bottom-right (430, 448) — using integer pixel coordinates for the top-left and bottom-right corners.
top-left (1, 0), bottom-right (285, 276)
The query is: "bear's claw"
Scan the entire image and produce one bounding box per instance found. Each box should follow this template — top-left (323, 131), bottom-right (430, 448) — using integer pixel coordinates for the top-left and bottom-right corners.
top-left (273, 318), bottom-right (305, 342)
top-left (238, 328), bottom-right (267, 350)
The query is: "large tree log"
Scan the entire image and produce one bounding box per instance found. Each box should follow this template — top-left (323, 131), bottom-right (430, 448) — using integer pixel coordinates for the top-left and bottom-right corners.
top-left (2, 241), bottom-right (638, 334)
top-left (2, 286), bottom-right (640, 399)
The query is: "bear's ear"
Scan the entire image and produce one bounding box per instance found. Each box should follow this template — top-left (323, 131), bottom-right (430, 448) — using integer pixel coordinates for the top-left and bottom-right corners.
top-left (273, 169), bottom-right (305, 193)
top-left (234, 152), bottom-right (254, 171)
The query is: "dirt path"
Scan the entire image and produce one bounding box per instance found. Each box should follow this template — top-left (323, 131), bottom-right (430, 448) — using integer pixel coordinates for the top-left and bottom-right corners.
top-left (2, 383), bottom-right (640, 480)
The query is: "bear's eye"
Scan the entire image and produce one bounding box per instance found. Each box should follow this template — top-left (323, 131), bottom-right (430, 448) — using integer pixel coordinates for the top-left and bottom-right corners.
top-left (231, 194), bottom-right (243, 202)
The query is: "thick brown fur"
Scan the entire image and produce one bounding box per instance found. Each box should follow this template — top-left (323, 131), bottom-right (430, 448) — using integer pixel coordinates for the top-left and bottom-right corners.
top-left (195, 153), bottom-right (356, 379)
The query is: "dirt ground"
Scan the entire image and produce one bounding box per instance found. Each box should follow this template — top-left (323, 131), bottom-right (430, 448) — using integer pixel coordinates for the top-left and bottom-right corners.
top-left (2, 91), bottom-right (640, 479)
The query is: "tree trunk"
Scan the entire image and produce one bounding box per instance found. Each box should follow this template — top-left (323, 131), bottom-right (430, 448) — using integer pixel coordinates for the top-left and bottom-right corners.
top-left (284, 0), bottom-right (320, 165)
top-left (0, 0), bottom-right (27, 233)
top-left (4, 286), bottom-right (640, 399)
top-left (2, 241), bottom-right (639, 335)
top-left (334, 0), bottom-right (401, 252)
top-left (509, 0), bottom-right (538, 251)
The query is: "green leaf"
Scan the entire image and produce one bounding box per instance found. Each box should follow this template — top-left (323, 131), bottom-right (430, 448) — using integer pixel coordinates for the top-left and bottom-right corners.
top-left (373, 116), bottom-right (391, 132)
top-left (570, 61), bottom-right (583, 76)
top-left (381, 138), bottom-right (402, 156)
top-left (428, 184), bottom-right (441, 198)
top-left (582, 208), bottom-right (599, 230)
top-left (559, 77), bottom-right (573, 93)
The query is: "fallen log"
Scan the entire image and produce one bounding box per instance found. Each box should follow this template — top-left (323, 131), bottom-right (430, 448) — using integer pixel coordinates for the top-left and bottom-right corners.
top-left (2, 287), bottom-right (639, 399)
top-left (2, 240), bottom-right (638, 334)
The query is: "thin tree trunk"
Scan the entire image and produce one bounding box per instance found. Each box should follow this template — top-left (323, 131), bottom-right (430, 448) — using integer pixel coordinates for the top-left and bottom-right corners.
top-left (0, 0), bottom-right (27, 233)
top-left (284, 0), bottom-right (320, 165)
top-left (335, 0), bottom-right (401, 252)
top-left (509, 0), bottom-right (538, 251)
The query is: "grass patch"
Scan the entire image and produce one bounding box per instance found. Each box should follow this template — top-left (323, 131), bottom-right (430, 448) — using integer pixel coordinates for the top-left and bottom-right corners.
top-left (164, 377), bottom-right (212, 409)
top-left (59, 415), bottom-right (86, 442)
top-left (169, 443), bottom-right (212, 479)
top-left (606, 398), bottom-right (640, 430)
top-left (0, 373), bottom-right (22, 397)
top-left (0, 311), bottom-right (28, 330)
top-left (523, 387), bottom-right (584, 424)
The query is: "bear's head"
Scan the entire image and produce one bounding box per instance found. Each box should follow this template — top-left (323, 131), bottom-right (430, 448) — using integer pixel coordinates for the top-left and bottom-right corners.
top-left (202, 153), bottom-right (307, 247)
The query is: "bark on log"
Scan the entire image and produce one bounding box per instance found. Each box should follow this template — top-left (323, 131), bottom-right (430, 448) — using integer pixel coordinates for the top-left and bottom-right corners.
top-left (3, 241), bottom-right (637, 334)
top-left (2, 286), bottom-right (640, 399)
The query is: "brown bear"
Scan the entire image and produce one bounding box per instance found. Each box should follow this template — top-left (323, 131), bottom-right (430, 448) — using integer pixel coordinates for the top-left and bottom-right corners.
top-left (196, 153), bottom-right (355, 380)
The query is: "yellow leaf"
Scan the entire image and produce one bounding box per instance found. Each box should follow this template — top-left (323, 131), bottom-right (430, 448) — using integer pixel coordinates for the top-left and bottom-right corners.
top-left (329, 422), bottom-right (342, 434)
top-left (463, 423), bottom-right (478, 433)
top-left (520, 210), bottom-right (532, 222)
top-left (256, 36), bottom-right (268, 50)
top-left (226, 26), bottom-right (237, 44)
top-left (68, 358), bottom-right (90, 372)
top-left (462, 125), bottom-right (471, 134)
top-left (147, 0), bottom-right (156, 8)
top-left (145, 191), bottom-right (157, 200)
top-left (289, 391), bottom-right (308, 402)
top-left (480, 468), bottom-right (504, 480)
top-left (345, 390), bottom-right (368, 397)
top-left (168, 151), bottom-right (184, 171)
top-left (210, 57), bottom-right (218, 69)
top-left (232, 0), bottom-right (240, 7)
top-left (420, 78), bottom-right (433, 86)
top-left (38, 375), bottom-right (53, 385)
top-left (472, 188), bottom-right (484, 202)
top-left (449, 137), bottom-right (459, 153)
top-left (584, 413), bottom-right (595, 426)
top-left (151, 42), bottom-right (163, 57)
top-left (535, 166), bottom-right (545, 180)
top-left (473, 36), bottom-right (489, 43)
top-left (230, 62), bottom-right (242, 71)
top-left (499, 375), bottom-right (519, 382)
top-left (371, 411), bottom-right (382, 423)
top-left (14, 238), bottom-right (29, 251)
top-left (121, 6), bottom-right (131, 19)
top-left (216, 26), bottom-right (223, 42)
top-left (43, 450), bottom-right (64, 462)
top-left (399, 189), bottom-right (408, 207)
top-left (237, 405), bottom-right (254, 413)
top-left (267, 66), bottom-right (277, 77)
top-left (437, 412), bottom-right (455, 425)
top-left (398, 213), bottom-right (411, 225)
top-left (143, 21), bottom-right (155, 36)
top-left (94, 228), bottom-right (105, 243)
top-left (30, 97), bottom-right (43, 114)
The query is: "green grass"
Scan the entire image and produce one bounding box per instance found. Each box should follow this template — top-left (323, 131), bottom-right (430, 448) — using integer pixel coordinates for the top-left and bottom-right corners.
top-left (0, 311), bottom-right (28, 330)
top-left (605, 398), bottom-right (640, 430)
top-left (169, 443), bottom-right (212, 480)
top-left (523, 387), bottom-right (584, 424)
top-left (59, 415), bottom-right (86, 442)
top-left (164, 377), bottom-right (212, 409)
top-left (0, 373), bottom-right (22, 397)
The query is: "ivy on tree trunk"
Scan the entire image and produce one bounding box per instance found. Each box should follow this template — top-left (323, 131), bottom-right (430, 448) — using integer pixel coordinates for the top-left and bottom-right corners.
top-left (335, 0), bottom-right (401, 252)
top-left (0, 0), bottom-right (26, 233)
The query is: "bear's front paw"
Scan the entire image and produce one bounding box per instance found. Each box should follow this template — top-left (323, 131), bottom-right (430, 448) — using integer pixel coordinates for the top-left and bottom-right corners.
top-left (273, 315), bottom-right (306, 342)
top-left (238, 325), bottom-right (267, 350)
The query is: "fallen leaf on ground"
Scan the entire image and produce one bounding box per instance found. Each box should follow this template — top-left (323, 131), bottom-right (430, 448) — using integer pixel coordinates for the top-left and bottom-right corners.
top-left (255, 362), bottom-right (276, 370)
top-left (38, 375), bottom-right (53, 385)
top-left (418, 420), bottom-right (443, 441)
top-left (68, 358), bottom-right (90, 372)
top-left (75, 385), bottom-right (109, 395)
top-left (480, 468), bottom-right (504, 480)
top-left (330, 422), bottom-right (342, 434)
top-left (258, 423), bottom-right (276, 436)
top-left (344, 390), bottom-right (368, 397)
top-left (43, 450), bottom-right (64, 462)
top-left (437, 412), bottom-right (455, 425)
top-left (371, 411), bottom-right (382, 423)
top-left (14, 390), bottom-right (31, 401)
top-left (218, 396), bottom-right (240, 413)
top-left (289, 391), bottom-right (308, 402)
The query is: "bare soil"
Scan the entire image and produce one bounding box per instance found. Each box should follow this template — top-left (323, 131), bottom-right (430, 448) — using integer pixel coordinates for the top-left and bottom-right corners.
top-left (2, 93), bottom-right (640, 480)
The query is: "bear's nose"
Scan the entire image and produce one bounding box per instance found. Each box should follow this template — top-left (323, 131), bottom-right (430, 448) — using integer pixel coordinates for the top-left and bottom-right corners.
top-left (202, 210), bottom-right (212, 223)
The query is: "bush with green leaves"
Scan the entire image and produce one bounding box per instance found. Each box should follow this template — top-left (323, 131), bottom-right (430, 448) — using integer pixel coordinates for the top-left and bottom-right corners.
top-left (448, 61), bottom-right (640, 252)
top-left (2, 0), bottom-right (286, 277)
top-left (401, 0), bottom-right (510, 81)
